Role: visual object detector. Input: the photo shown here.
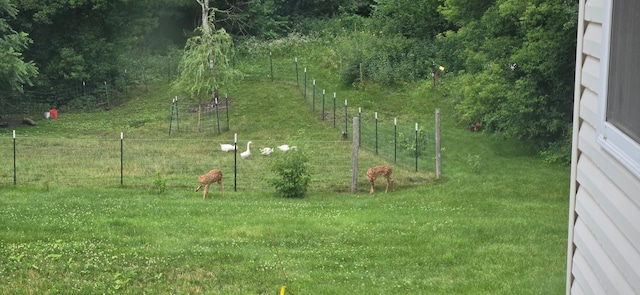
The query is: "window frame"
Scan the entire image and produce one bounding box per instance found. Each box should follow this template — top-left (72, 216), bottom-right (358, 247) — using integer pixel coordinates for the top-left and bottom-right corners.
top-left (597, 0), bottom-right (640, 179)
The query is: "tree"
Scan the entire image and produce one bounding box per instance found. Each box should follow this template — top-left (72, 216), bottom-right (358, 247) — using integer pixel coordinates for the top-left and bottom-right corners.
top-left (171, 0), bottom-right (242, 132)
top-left (0, 0), bottom-right (38, 92)
top-left (371, 0), bottom-right (450, 40)
top-left (441, 0), bottom-right (578, 162)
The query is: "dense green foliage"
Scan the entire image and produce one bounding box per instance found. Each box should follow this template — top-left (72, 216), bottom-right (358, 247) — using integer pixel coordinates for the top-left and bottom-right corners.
top-left (0, 0), bottom-right (37, 92)
top-left (268, 145), bottom-right (312, 198)
top-left (438, 1), bottom-right (577, 164)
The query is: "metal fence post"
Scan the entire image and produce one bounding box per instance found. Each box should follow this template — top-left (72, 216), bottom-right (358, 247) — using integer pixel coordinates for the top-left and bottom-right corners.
top-left (234, 133), bottom-right (238, 191)
top-left (13, 130), bottom-right (16, 185)
top-left (436, 109), bottom-right (442, 179)
top-left (352, 117), bottom-right (359, 193)
top-left (375, 112), bottom-right (378, 154)
top-left (120, 132), bottom-right (124, 186)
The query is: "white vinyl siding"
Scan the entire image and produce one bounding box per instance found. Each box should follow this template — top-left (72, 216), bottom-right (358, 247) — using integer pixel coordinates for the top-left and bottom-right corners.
top-left (568, 0), bottom-right (640, 294)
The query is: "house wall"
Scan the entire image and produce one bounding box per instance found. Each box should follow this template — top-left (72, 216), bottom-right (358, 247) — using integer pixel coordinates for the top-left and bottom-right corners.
top-left (568, 0), bottom-right (640, 294)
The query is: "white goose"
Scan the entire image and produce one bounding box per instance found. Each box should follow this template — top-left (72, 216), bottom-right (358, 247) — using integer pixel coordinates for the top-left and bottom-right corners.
top-left (220, 143), bottom-right (236, 152)
top-left (277, 144), bottom-right (297, 152)
top-left (260, 147), bottom-right (274, 155)
top-left (241, 141), bottom-right (253, 159)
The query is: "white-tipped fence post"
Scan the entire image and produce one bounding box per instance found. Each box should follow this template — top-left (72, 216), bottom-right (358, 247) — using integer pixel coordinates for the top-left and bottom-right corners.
top-left (234, 133), bottom-right (238, 191)
top-left (394, 118), bottom-right (397, 163)
top-left (358, 107), bottom-right (361, 145)
top-left (344, 100), bottom-right (348, 135)
top-left (295, 57), bottom-right (299, 86)
top-left (435, 109), bottom-right (442, 179)
top-left (375, 112), bottom-right (378, 154)
top-left (13, 130), bottom-right (16, 185)
top-left (333, 92), bottom-right (337, 128)
top-left (120, 132), bottom-right (124, 186)
top-left (352, 117), bottom-right (359, 193)
top-left (270, 52), bottom-right (273, 82)
top-left (415, 123), bottom-right (419, 172)
top-left (322, 89), bottom-right (325, 121)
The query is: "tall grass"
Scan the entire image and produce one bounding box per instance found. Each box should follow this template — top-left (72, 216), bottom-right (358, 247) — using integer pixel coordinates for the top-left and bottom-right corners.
top-left (0, 36), bottom-right (569, 294)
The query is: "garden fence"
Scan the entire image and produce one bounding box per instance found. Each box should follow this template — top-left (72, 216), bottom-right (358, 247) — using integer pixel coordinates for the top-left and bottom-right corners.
top-left (2, 50), bottom-right (441, 186)
top-left (0, 131), bottom-right (434, 193)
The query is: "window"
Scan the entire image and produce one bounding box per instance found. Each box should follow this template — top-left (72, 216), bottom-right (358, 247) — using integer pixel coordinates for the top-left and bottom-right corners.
top-left (598, 0), bottom-right (640, 178)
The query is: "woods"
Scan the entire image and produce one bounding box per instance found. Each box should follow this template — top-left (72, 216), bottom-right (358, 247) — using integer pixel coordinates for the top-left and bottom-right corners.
top-left (1, 0), bottom-right (578, 161)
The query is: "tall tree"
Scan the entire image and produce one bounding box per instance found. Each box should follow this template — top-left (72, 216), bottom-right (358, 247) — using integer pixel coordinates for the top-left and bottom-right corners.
top-left (171, 0), bottom-right (242, 132)
top-left (0, 0), bottom-right (37, 92)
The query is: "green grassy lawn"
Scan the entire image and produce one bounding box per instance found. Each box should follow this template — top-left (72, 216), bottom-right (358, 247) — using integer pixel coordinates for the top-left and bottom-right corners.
top-left (0, 48), bottom-right (569, 294)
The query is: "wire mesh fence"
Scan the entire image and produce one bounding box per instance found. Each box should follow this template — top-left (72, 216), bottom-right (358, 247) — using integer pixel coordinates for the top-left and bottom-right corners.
top-left (247, 52), bottom-right (439, 174)
top-left (0, 136), bottom-right (360, 192)
top-left (0, 134), bottom-right (435, 193)
top-left (166, 96), bottom-right (232, 136)
top-left (2, 50), bottom-right (440, 183)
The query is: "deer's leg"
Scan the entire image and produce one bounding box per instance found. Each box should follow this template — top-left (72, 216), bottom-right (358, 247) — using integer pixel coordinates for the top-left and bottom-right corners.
top-left (218, 180), bottom-right (224, 197)
top-left (195, 185), bottom-right (203, 192)
top-left (369, 178), bottom-right (375, 194)
top-left (384, 176), bottom-right (390, 193)
top-left (203, 183), bottom-right (210, 199)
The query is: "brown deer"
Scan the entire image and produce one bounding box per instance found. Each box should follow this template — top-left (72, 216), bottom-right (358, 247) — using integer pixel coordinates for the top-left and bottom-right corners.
top-left (469, 120), bottom-right (481, 132)
top-left (195, 169), bottom-right (224, 199)
top-left (366, 165), bottom-right (394, 194)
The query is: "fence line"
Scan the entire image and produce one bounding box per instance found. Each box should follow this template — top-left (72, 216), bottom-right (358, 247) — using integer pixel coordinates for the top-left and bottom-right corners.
top-left (1, 134), bottom-right (434, 192)
top-left (264, 54), bottom-right (439, 174)
top-left (2, 51), bottom-right (440, 178)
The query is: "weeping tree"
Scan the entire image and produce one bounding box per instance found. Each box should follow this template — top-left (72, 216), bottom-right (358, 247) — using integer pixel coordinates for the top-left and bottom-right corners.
top-left (171, 0), bottom-right (242, 132)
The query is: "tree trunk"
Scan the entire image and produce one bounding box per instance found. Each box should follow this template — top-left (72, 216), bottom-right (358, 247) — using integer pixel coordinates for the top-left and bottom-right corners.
top-left (196, 0), bottom-right (211, 34)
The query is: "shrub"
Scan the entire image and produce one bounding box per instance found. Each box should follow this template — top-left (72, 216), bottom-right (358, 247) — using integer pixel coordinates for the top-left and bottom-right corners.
top-left (268, 145), bottom-right (311, 198)
top-left (152, 171), bottom-right (166, 194)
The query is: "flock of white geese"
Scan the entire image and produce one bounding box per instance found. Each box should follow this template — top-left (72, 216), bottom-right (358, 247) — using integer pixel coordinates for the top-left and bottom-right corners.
top-left (220, 142), bottom-right (297, 159)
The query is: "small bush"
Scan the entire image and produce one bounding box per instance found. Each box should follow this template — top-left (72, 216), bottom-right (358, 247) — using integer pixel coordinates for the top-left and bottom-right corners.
top-left (268, 145), bottom-right (311, 198)
top-left (152, 171), bottom-right (166, 194)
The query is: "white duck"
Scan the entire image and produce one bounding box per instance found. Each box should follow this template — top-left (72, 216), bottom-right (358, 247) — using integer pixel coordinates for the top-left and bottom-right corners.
top-left (260, 147), bottom-right (274, 155)
top-left (277, 144), bottom-right (297, 152)
top-left (220, 143), bottom-right (236, 152)
top-left (241, 141), bottom-right (253, 159)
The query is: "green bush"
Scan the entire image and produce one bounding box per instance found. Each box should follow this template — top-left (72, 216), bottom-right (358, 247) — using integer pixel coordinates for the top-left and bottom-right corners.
top-left (268, 145), bottom-right (311, 198)
top-left (152, 171), bottom-right (166, 194)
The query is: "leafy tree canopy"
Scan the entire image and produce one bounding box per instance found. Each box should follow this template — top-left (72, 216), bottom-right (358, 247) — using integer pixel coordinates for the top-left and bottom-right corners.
top-left (0, 0), bottom-right (38, 92)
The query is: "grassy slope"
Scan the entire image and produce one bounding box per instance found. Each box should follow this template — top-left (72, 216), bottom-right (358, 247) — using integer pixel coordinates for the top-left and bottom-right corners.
top-left (0, 53), bottom-right (570, 294)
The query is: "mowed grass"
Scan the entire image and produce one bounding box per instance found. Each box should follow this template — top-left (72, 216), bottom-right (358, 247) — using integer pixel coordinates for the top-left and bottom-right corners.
top-left (0, 169), bottom-right (567, 294)
top-left (0, 47), bottom-right (569, 294)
